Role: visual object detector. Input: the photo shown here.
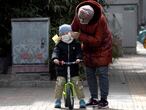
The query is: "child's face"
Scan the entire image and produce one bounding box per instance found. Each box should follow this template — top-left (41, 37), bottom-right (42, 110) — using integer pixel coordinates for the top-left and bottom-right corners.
top-left (61, 32), bottom-right (74, 44)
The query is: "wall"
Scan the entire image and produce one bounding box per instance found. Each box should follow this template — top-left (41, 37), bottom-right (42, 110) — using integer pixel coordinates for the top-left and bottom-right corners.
top-left (139, 0), bottom-right (146, 25)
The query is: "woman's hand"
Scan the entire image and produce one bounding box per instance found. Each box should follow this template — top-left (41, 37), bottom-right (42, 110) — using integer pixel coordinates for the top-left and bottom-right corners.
top-left (70, 32), bottom-right (80, 39)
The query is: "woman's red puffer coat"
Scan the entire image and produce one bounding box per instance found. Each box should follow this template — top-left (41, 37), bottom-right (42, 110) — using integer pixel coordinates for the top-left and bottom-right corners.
top-left (71, 0), bottom-right (112, 67)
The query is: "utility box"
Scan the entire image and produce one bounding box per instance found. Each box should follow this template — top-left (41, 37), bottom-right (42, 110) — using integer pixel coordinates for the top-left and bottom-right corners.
top-left (12, 18), bottom-right (49, 64)
top-left (11, 18), bottom-right (50, 77)
top-left (105, 0), bottom-right (139, 54)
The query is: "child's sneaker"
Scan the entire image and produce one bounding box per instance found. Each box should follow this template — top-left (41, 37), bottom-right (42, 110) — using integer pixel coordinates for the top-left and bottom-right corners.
top-left (86, 98), bottom-right (99, 106)
top-left (54, 99), bottom-right (61, 108)
top-left (98, 98), bottom-right (108, 109)
top-left (79, 99), bottom-right (86, 108)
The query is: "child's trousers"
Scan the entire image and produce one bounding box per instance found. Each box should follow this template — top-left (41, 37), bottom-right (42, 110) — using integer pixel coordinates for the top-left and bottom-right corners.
top-left (54, 76), bottom-right (85, 100)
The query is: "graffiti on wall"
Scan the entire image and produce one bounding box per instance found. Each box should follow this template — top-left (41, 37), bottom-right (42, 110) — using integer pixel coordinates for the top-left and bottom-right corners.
top-left (13, 38), bottom-right (48, 64)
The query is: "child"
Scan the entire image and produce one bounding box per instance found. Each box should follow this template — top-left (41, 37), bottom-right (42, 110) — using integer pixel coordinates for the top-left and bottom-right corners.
top-left (51, 24), bottom-right (86, 108)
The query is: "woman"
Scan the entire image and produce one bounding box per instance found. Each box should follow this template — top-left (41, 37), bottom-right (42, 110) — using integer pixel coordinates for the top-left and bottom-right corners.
top-left (70, 0), bottom-right (112, 109)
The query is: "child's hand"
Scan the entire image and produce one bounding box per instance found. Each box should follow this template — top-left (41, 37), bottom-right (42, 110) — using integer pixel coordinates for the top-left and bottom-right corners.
top-left (60, 60), bottom-right (65, 65)
top-left (76, 59), bottom-right (81, 63)
top-left (53, 59), bottom-right (59, 65)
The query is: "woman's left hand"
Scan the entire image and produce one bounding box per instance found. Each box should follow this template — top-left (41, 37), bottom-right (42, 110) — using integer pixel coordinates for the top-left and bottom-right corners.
top-left (70, 32), bottom-right (80, 39)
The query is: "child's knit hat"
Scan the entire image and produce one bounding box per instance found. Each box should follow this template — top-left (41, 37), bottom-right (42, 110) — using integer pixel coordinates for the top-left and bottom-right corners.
top-left (59, 24), bottom-right (72, 36)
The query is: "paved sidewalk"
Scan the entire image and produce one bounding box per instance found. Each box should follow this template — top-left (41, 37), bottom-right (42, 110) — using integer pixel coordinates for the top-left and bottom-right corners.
top-left (0, 42), bottom-right (146, 110)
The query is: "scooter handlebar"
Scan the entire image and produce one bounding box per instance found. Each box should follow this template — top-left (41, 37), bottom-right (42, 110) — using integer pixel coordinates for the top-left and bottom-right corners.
top-left (60, 60), bottom-right (83, 65)
top-left (63, 61), bottom-right (76, 65)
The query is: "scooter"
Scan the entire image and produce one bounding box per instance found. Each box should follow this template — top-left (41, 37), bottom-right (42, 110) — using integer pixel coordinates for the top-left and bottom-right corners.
top-left (63, 61), bottom-right (76, 110)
